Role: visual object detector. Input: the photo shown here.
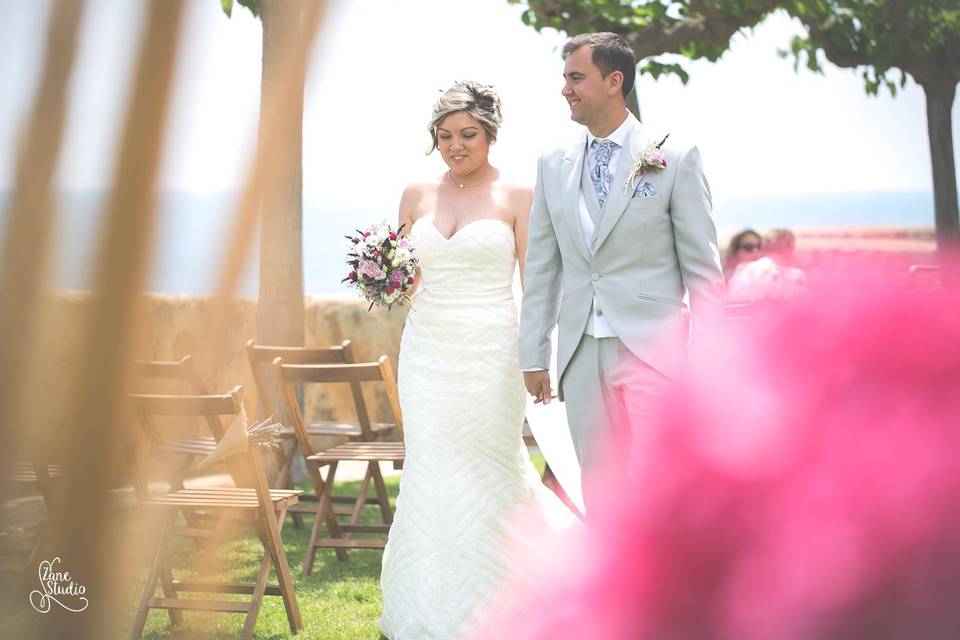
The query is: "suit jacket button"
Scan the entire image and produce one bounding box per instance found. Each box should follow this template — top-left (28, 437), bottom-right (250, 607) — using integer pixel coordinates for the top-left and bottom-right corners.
top-left (591, 273), bottom-right (600, 282)
top-left (596, 309), bottom-right (603, 316)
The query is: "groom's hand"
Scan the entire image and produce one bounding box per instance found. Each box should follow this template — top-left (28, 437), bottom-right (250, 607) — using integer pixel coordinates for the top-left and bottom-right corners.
top-left (523, 370), bottom-right (556, 405)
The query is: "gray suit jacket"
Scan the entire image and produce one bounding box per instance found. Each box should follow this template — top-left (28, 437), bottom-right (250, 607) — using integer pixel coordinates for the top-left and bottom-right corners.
top-left (519, 120), bottom-right (725, 399)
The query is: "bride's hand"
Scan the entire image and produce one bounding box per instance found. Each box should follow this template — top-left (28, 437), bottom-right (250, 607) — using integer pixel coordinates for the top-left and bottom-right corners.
top-left (524, 370), bottom-right (556, 405)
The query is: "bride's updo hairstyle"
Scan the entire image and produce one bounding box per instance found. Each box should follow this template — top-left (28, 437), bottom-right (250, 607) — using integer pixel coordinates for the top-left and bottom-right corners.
top-left (427, 81), bottom-right (502, 154)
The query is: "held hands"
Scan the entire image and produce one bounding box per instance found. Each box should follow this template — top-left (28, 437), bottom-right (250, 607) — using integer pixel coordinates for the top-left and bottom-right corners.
top-left (523, 370), bottom-right (557, 405)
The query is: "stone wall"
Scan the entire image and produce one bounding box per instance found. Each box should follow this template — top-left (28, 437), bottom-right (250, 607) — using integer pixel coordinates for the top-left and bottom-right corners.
top-left (131, 293), bottom-right (407, 429)
top-left (32, 291), bottom-right (407, 465)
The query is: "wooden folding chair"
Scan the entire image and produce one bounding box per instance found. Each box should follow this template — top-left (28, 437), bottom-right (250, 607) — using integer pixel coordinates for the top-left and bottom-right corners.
top-left (129, 356), bottom-right (222, 470)
top-left (273, 356), bottom-right (404, 573)
top-left (3, 361), bottom-right (216, 583)
top-left (128, 386), bottom-right (303, 640)
top-left (129, 356), bottom-right (248, 549)
top-left (1, 459), bottom-right (64, 580)
top-left (246, 339), bottom-right (398, 529)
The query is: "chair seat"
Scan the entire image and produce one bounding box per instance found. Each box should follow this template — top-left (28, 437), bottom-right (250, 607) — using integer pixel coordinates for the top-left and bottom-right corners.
top-left (154, 436), bottom-right (218, 456)
top-left (281, 421), bottom-right (397, 438)
top-left (144, 487), bottom-right (302, 509)
top-left (307, 442), bottom-right (405, 464)
top-left (8, 462), bottom-right (65, 483)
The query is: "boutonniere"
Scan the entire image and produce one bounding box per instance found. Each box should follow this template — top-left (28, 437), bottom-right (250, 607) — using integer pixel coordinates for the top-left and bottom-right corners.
top-left (623, 133), bottom-right (669, 195)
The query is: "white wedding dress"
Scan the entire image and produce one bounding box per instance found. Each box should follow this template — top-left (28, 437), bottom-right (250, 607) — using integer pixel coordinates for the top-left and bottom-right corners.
top-left (380, 215), bottom-right (574, 640)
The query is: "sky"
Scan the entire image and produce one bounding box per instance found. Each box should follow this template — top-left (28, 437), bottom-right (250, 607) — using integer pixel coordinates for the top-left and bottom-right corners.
top-left (1, 0), bottom-right (958, 215)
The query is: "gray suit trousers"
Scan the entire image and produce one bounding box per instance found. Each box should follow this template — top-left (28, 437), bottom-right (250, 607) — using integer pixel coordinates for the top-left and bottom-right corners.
top-left (562, 334), bottom-right (671, 513)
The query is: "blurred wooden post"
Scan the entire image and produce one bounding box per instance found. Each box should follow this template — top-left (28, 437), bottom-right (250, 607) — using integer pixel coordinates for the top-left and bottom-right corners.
top-left (41, 2), bottom-right (186, 638)
top-left (0, 0), bottom-right (85, 506)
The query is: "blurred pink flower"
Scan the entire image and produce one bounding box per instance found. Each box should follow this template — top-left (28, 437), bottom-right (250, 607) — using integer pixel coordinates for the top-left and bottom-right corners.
top-left (490, 266), bottom-right (960, 640)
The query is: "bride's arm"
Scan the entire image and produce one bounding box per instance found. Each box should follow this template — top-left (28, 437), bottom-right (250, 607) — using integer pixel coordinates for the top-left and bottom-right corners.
top-left (398, 184), bottom-right (423, 293)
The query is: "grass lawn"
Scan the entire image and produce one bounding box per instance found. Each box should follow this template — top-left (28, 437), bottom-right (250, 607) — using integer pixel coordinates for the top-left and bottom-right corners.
top-left (130, 474), bottom-right (399, 640)
top-left (2, 454), bottom-right (548, 639)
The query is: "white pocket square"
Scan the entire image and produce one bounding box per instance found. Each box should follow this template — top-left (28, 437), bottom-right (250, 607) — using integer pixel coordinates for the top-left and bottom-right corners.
top-left (632, 181), bottom-right (657, 198)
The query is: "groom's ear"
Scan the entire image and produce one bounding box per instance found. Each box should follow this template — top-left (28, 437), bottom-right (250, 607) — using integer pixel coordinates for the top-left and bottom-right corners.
top-left (606, 70), bottom-right (624, 97)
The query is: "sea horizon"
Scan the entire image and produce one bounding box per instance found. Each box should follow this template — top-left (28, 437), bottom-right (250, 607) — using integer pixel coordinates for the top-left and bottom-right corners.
top-left (0, 188), bottom-right (938, 296)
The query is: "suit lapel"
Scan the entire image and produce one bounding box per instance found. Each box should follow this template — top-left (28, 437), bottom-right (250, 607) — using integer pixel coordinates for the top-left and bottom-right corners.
top-left (561, 135), bottom-right (590, 262)
top-left (593, 123), bottom-right (650, 252)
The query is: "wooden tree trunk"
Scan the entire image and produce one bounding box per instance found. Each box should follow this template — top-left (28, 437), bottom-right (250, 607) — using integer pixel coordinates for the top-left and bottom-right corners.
top-left (257, 0), bottom-right (305, 349)
top-left (922, 81), bottom-right (960, 255)
top-left (257, 0), bottom-right (307, 483)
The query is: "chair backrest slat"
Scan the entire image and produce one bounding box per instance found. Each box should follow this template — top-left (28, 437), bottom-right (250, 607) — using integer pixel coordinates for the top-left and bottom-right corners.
top-left (246, 340), bottom-right (353, 417)
top-left (245, 340), bottom-right (353, 365)
top-left (278, 361), bottom-right (386, 384)
top-left (131, 357), bottom-right (190, 379)
top-left (131, 354), bottom-right (224, 439)
top-left (129, 386), bottom-right (243, 416)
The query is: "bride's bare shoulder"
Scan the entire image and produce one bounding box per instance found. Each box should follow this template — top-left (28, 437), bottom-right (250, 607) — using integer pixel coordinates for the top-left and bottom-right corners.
top-left (496, 181), bottom-right (534, 216)
top-left (399, 181), bottom-right (440, 223)
top-left (400, 181), bottom-right (439, 203)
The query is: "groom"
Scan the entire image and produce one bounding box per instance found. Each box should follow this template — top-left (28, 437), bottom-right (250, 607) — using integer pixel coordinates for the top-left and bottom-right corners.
top-left (519, 32), bottom-right (725, 511)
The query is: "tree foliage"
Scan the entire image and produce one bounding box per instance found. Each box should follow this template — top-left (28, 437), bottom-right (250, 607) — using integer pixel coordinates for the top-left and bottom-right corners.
top-left (514, 0), bottom-right (960, 243)
top-left (515, 0), bottom-right (959, 94)
top-left (221, 0), bottom-right (260, 19)
top-left (512, 0), bottom-right (779, 85)
top-left (783, 0), bottom-right (960, 97)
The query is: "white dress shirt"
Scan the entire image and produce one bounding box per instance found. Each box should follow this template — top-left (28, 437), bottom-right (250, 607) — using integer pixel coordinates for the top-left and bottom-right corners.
top-left (580, 111), bottom-right (635, 338)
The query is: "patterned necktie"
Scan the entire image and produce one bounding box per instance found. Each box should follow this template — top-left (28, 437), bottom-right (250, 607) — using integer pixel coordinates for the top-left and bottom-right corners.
top-left (590, 138), bottom-right (614, 210)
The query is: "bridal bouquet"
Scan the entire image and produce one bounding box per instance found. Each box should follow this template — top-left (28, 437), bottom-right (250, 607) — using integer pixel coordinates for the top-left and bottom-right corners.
top-left (343, 222), bottom-right (418, 310)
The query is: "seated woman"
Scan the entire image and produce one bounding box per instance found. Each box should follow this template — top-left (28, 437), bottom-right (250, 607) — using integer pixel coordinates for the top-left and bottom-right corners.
top-left (728, 228), bottom-right (807, 303)
top-left (723, 228), bottom-right (763, 279)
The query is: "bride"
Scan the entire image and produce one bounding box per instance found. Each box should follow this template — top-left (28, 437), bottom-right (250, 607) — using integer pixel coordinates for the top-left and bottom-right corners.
top-left (380, 81), bottom-right (574, 639)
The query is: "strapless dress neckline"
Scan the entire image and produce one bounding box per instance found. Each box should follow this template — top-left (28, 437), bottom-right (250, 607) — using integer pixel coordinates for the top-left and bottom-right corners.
top-left (414, 215), bottom-right (514, 242)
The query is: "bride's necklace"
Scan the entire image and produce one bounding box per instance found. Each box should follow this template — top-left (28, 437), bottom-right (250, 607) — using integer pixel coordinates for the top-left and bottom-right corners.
top-left (446, 168), bottom-right (493, 189)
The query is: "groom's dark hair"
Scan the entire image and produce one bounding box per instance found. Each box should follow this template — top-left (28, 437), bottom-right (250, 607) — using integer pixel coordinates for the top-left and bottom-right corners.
top-left (562, 32), bottom-right (636, 99)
